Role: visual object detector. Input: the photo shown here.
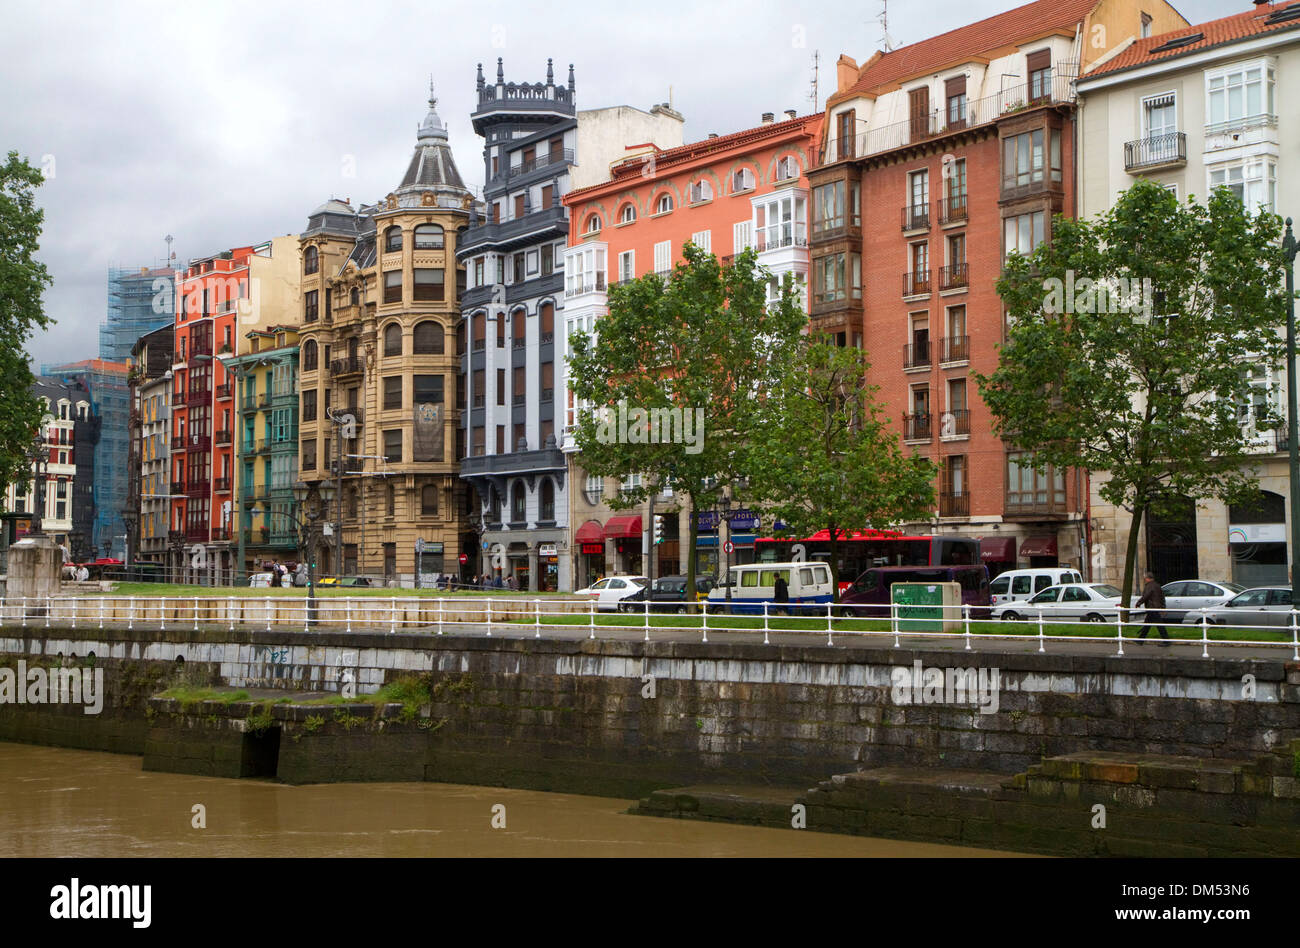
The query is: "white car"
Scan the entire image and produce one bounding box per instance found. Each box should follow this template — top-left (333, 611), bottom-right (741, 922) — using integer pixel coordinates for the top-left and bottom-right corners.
top-left (572, 576), bottom-right (649, 612)
top-left (1161, 580), bottom-right (1244, 622)
top-left (993, 583), bottom-right (1133, 623)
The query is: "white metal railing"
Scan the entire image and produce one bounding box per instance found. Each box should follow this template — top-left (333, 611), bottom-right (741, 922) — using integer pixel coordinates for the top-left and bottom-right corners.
top-left (0, 596), bottom-right (1296, 659)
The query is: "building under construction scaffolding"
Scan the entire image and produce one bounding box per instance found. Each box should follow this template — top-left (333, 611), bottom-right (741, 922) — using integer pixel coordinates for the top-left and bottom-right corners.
top-left (101, 266), bottom-right (175, 362)
top-left (41, 359), bottom-right (131, 560)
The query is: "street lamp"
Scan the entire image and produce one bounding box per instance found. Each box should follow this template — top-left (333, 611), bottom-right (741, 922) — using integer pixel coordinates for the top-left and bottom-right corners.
top-left (1283, 217), bottom-right (1297, 604)
top-left (290, 479), bottom-right (336, 623)
top-left (25, 434), bottom-right (48, 539)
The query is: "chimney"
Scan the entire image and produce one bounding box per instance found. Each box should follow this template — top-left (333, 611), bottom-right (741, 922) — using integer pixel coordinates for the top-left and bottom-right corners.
top-left (784, 109), bottom-right (797, 120)
top-left (708, 132), bottom-right (719, 139)
top-left (761, 112), bottom-right (774, 124)
top-left (836, 54), bottom-right (860, 94)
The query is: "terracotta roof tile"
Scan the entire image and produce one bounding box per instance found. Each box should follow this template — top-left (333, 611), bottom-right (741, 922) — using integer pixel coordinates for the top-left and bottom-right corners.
top-left (1085, 2), bottom-right (1300, 78)
top-left (837, 0), bottom-right (1099, 100)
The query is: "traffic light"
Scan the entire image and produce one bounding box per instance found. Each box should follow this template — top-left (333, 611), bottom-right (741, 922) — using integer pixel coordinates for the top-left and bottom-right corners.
top-left (653, 514), bottom-right (665, 545)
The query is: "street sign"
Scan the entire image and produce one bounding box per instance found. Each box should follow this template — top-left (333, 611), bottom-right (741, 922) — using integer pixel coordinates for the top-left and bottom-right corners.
top-left (458, 553), bottom-right (468, 565)
top-left (723, 540), bottom-right (735, 554)
top-left (415, 537), bottom-right (425, 554)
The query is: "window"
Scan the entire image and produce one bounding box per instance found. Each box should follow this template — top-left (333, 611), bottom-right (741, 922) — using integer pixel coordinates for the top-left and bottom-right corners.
top-left (907, 170), bottom-right (929, 228)
top-left (385, 226), bottom-right (402, 252)
top-left (1027, 49), bottom-right (1052, 103)
top-left (302, 438), bottom-right (317, 470)
top-left (304, 290), bottom-right (319, 322)
top-left (836, 109), bottom-right (856, 159)
top-left (511, 481), bottom-right (527, 522)
top-left (653, 241), bottom-right (671, 274)
top-left (814, 252), bottom-right (860, 304)
top-left (732, 168), bottom-right (755, 192)
top-left (383, 429), bottom-right (402, 463)
top-left (414, 268), bottom-right (445, 301)
top-left (496, 368), bottom-right (506, 406)
top-left (540, 244), bottom-right (554, 276)
top-left (413, 320), bottom-right (444, 354)
top-left (302, 340), bottom-right (318, 371)
top-left (813, 180), bottom-right (845, 235)
top-left (1004, 211), bottom-right (1046, 260)
top-left (414, 224), bottom-right (444, 249)
top-left (945, 75), bottom-right (967, 128)
top-left (1002, 129), bottom-right (1060, 189)
top-left (616, 250), bottom-right (635, 284)
top-left (756, 193), bottom-right (806, 251)
top-left (1141, 12), bottom-right (1152, 38)
top-left (539, 479), bottom-right (555, 521)
top-left (421, 484), bottom-right (438, 516)
top-left (689, 179), bottom-right (713, 203)
top-left (383, 270), bottom-right (402, 303)
top-left (942, 454), bottom-right (966, 496)
top-left (586, 214), bottom-right (602, 234)
top-left (734, 220), bottom-right (753, 253)
top-left (1006, 452), bottom-right (1065, 511)
top-left (1209, 161), bottom-right (1275, 214)
top-left (584, 474), bottom-right (604, 505)
top-left (691, 230), bottom-right (711, 253)
top-left (350, 286), bottom-right (360, 306)
top-left (1206, 62), bottom-right (1275, 133)
top-left (383, 376), bottom-right (402, 411)
top-left (775, 155), bottom-right (797, 181)
top-left (304, 246), bottom-right (318, 275)
top-left (620, 203), bottom-right (636, 224)
top-left (302, 389), bottom-right (317, 422)
top-left (1143, 93), bottom-right (1177, 139)
top-left (383, 323), bottom-right (402, 356)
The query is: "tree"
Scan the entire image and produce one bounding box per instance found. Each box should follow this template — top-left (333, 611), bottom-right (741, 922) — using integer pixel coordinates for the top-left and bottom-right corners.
top-left (749, 339), bottom-right (938, 600)
top-left (567, 244), bottom-right (805, 599)
top-left (976, 180), bottom-right (1287, 609)
top-left (0, 152), bottom-right (54, 511)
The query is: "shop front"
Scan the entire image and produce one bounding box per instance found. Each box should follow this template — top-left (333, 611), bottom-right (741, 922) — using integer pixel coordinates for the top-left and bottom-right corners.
top-left (980, 536), bottom-right (1017, 579)
top-left (604, 514), bottom-right (643, 575)
top-left (538, 542), bottom-right (559, 591)
top-left (575, 520), bottom-right (605, 588)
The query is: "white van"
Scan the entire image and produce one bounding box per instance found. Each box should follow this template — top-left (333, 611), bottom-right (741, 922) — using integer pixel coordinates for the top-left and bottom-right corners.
top-left (707, 561), bottom-right (835, 615)
top-left (989, 567), bottom-right (1083, 607)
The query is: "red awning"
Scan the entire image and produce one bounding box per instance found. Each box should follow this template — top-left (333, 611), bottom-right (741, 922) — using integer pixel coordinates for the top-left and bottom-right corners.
top-left (1020, 535), bottom-right (1058, 558)
top-left (603, 515), bottom-right (643, 539)
top-left (574, 521), bottom-right (604, 544)
top-left (754, 528), bottom-right (910, 544)
top-left (980, 537), bottom-right (1016, 562)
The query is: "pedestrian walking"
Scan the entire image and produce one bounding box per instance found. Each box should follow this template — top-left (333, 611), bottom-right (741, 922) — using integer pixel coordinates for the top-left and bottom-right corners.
top-left (1135, 570), bottom-right (1170, 646)
top-left (774, 573), bottom-right (790, 617)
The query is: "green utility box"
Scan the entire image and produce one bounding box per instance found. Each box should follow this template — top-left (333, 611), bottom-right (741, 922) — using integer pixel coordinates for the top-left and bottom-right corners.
top-left (890, 582), bottom-right (962, 633)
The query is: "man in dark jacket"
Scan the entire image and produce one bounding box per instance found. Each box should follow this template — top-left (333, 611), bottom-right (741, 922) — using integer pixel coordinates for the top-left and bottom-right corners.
top-left (773, 574), bottom-right (790, 616)
top-left (1135, 571), bottom-right (1170, 646)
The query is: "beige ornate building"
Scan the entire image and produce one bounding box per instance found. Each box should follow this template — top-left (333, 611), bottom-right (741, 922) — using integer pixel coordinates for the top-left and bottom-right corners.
top-left (297, 88), bottom-right (472, 584)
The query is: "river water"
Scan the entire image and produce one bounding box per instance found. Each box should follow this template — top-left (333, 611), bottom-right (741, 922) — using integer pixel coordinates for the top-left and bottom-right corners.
top-left (0, 743), bottom-right (1031, 858)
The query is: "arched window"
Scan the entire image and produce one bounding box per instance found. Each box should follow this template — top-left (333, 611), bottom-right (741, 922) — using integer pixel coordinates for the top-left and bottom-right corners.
top-left (732, 168), bottom-right (755, 193)
top-left (586, 214), bottom-right (602, 234)
top-left (414, 224), bottom-right (444, 249)
top-left (775, 155), bottom-right (798, 181)
top-left (540, 478), bottom-right (555, 522)
top-left (413, 320), bottom-right (444, 354)
top-left (350, 286), bottom-right (360, 306)
top-left (511, 481), bottom-right (527, 522)
top-left (620, 204), bottom-right (636, 224)
top-left (383, 323), bottom-right (403, 357)
top-left (303, 246), bottom-right (319, 275)
top-left (421, 484), bottom-right (439, 516)
top-left (488, 487), bottom-right (501, 522)
top-left (656, 193), bottom-right (673, 214)
top-left (302, 340), bottom-right (318, 371)
top-left (385, 226), bottom-right (402, 252)
top-left (689, 178), bottom-right (713, 203)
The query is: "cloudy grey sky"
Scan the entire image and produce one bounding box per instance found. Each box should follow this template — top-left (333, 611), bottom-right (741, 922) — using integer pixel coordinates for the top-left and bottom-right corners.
top-left (4, 0), bottom-right (1232, 369)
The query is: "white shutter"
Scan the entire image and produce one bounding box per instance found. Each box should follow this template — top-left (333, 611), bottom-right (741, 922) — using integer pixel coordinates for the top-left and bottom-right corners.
top-left (654, 240), bottom-right (671, 273)
top-left (692, 230), bottom-right (712, 253)
top-left (733, 221), bottom-right (752, 253)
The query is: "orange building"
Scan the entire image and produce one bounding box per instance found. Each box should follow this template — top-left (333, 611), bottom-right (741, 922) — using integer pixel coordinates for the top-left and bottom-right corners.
top-left (170, 247), bottom-right (252, 582)
top-left (559, 110), bottom-right (823, 581)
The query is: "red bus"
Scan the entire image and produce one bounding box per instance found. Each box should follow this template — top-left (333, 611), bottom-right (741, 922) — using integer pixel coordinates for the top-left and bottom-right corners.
top-left (754, 530), bottom-right (980, 594)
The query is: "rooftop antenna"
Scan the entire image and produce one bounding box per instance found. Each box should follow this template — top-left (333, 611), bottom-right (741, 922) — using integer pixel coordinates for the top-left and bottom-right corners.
top-left (879, 0), bottom-right (897, 52)
top-left (165, 234), bottom-right (174, 268)
top-left (808, 51), bottom-right (820, 110)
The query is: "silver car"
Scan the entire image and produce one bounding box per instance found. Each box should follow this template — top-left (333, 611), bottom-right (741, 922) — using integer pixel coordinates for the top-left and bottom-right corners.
top-left (1161, 580), bottom-right (1244, 622)
top-left (1181, 586), bottom-right (1294, 628)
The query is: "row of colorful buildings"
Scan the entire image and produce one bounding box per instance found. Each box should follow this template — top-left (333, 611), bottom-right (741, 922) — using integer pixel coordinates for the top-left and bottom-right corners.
top-left (102, 0), bottom-right (1298, 590)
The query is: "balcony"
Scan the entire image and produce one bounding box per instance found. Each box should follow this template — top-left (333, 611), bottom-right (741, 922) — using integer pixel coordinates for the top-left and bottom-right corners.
top-left (242, 395), bottom-right (257, 411)
top-left (564, 273), bottom-right (607, 299)
top-left (184, 479), bottom-right (209, 498)
top-left (938, 196), bottom-right (968, 226)
top-left (904, 342), bottom-right (931, 370)
top-left (904, 413), bottom-right (932, 442)
top-left (258, 391), bottom-right (272, 407)
top-left (1005, 494), bottom-right (1067, 518)
top-left (903, 270), bottom-right (931, 297)
top-left (755, 232), bottom-right (809, 252)
top-left (939, 492), bottom-right (970, 517)
top-left (329, 356), bottom-right (364, 377)
top-left (184, 526), bottom-right (208, 543)
top-left (211, 528), bottom-right (230, 542)
top-left (513, 392), bottom-right (527, 405)
top-left (216, 381), bottom-right (234, 399)
top-left (939, 263), bottom-right (969, 291)
top-left (941, 409), bottom-right (971, 438)
top-left (902, 203), bottom-right (930, 232)
top-left (940, 336), bottom-right (969, 364)
top-left (214, 477), bottom-right (232, 493)
top-left (171, 435), bottom-right (187, 451)
top-left (185, 387), bottom-right (211, 406)
top-left (459, 204), bottom-right (569, 254)
top-left (170, 480), bottom-right (184, 495)
top-left (189, 337), bottom-right (213, 359)
top-left (215, 428), bottom-right (232, 446)
top-left (488, 148), bottom-right (576, 187)
top-left (1123, 132), bottom-right (1187, 173)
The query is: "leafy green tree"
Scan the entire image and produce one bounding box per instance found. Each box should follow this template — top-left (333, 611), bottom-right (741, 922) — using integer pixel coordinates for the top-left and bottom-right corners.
top-left (567, 244), bottom-right (805, 598)
top-left (749, 339), bottom-right (937, 600)
top-left (976, 180), bottom-right (1287, 608)
top-left (0, 152), bottom-right (54, 511)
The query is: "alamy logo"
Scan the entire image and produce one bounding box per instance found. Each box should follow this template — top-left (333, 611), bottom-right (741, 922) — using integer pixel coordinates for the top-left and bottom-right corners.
top-left (594, 399), bottom-right (705, 455)
top-left (1042, 271), bottom-right (1153, 320)
top-left (0, 661), bottom-right (103, 714)
top-left (890, 661), bottom-right (1000, 714)
top-left (49, 878), bottom-right (151, 928)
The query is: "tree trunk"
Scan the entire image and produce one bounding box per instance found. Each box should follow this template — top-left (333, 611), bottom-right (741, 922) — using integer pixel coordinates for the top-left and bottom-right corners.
top-left (1119, 504), bottom-right (1145, 618)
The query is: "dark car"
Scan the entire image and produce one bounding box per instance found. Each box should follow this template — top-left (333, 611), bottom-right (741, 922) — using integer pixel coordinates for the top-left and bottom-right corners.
top-left (620, 575), bottom-right (716, 613)
top-left (838, 565), bottom-right (991, 619)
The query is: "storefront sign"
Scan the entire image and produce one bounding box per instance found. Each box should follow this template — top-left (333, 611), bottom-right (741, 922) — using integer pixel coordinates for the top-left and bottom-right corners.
top-left (581, 543), bottom-right (603, 555)
top-left (539, 543), bottom-right (557, 557)
top-left (1228, 523), bottom-right (1285, 544)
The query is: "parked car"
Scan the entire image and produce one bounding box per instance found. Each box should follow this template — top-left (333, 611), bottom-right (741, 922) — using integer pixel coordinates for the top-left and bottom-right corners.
top-left (248, 572), bottom-right (276, 588)
top-left (988, 568), bottom-right (1083, 607)
top-left (620, 575), bottom-right (716, 613)
top-left (317, 576), bottom-right (373, 588)
top-left (706, 562), bottom-right (834, 615)
top-left (1180, 586), bottom-right (1294, 627)
top-left (993, 583), bottom-right (1131, 622)
top-left (839, 565), bottom-right (991, 619)
top-left (573, 576), bottom-right (649, 612)
top-left (1160, 580), bottom-right (1244, 622)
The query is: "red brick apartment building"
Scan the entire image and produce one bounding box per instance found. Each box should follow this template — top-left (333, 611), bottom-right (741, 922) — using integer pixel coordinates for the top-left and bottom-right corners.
top-left (808, 0), bottom-right (1187, 576)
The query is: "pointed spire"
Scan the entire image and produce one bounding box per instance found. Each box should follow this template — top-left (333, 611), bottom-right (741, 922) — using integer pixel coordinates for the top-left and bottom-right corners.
top-left (428, 75), bottom-right (437, 111)
top-left (496, 57), bottom-right (504, 83)
top-left (546, 58), bottom-right (554, 85)
top-left (418, 79), bottom-right (446, 142)
top-left (567, 63), bottom-right (575, 92)
top-left (476, 62), bottom-right (485, 91)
